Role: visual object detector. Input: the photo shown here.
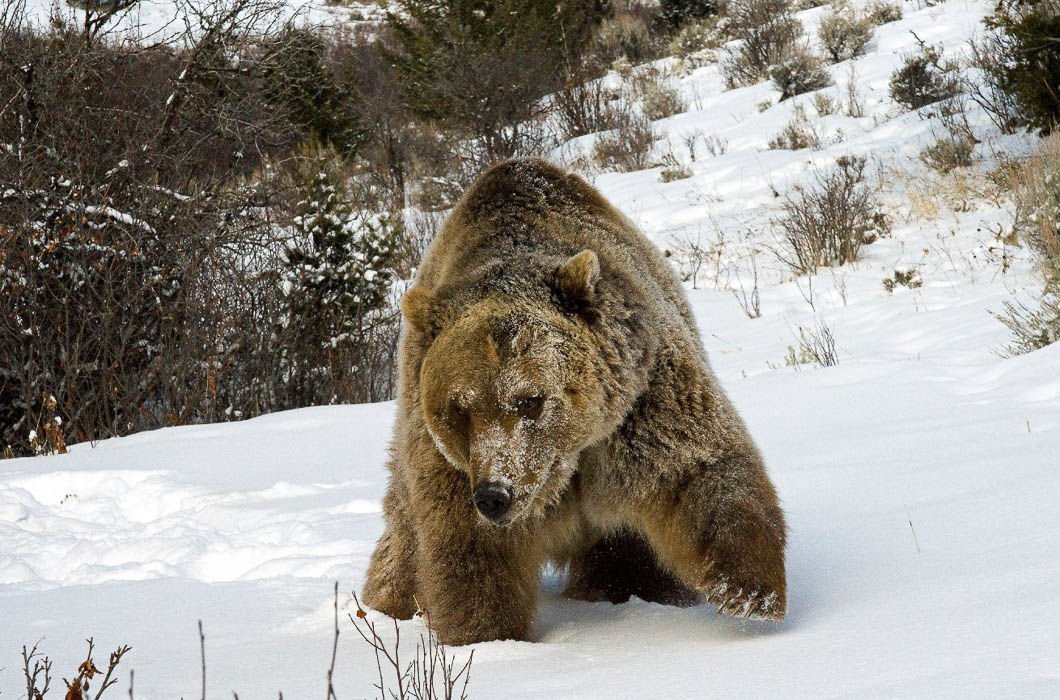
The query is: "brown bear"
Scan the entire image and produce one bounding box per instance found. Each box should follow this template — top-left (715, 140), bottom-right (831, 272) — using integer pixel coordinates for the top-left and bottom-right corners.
top-left (363, 158), bottom-right (786, 645)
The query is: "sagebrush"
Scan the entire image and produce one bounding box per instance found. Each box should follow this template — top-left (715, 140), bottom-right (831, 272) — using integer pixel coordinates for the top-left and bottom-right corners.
top-left (776, 156), bottom-right (889, 273)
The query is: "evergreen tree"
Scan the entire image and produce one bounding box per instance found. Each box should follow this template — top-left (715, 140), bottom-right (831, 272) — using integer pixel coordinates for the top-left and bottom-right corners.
top-left (984, 0), bottom-right (1060, 133)
top-left (276, 148), bottom-right (398, 404)
top-left (660, 0), bottom-right (719, 30)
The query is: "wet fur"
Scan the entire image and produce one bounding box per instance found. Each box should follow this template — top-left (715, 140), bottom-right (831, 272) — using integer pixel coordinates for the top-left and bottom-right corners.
top-left (363, 159), bottom-right (786, 644)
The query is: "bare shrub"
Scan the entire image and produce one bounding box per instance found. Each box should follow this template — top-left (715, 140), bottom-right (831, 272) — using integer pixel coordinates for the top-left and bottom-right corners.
top-left (352, 593), bottom-right (474, 700)
top-left (339, 27), bottom-right (422, 206)
top-left (967, 32), bottom-right (1026, 134)
top-left (0, 2), bottom-right (422, 455)
top-left (0, 0), bottom-right (307, 454)
top-left (592, 107), bottom-right (658, 171)
top-left (665, 229), bottom-right (721, 289)
top-left (668, 16), bottom-right (730, 59)
top-left (554, 76), bottom-right (622, 140)
top-left (732, 253), bottom-right (762, 318)
top-left (776, 155), bottom-right (889, 273)
top-left (705, 133), bottom-right (729, 155)
top-left (818, 7), bottom-right (875, 63)
top-left (402, 122), bottom-right (478, 212)
top-left (889, 42), bottom-right (961, 112)
top-left (658, 149), bottom-right (694, 181)
top-left (722, 0), bottom-right (804, 88)
top-left (844, 64), bottom-right (867, 117)
top-left (593, 12), bottom-right (659, 67)
top-left (387, 0), bottom-right (598, 164)
top-left (768, 104), bottom-right (821, 150)
top-left (769, 44), bottom-right (832, 100)
top-left (814, 91), bottom-right (837, 115)
top-left (996, 293), bottom-right (1060, 354)
top-left (784, 321), bottom-right (839, 368)
top-left (920, 134), bottom-right (977, 173)
top-left (21, 638), bottom-right (130, 699)
top-left (397, 209), bottom-right (444, 279)
top-left (634, 67), bottom-right (688, 120)
top-left (1011, 132), bottom-right (1060, 285)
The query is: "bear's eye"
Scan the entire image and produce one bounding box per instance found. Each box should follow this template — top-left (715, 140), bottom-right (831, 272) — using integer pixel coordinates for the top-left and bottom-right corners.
top-left (515, 396), bottom-right (545, 421)
top-left (447, 401), bottom-right (469, 428)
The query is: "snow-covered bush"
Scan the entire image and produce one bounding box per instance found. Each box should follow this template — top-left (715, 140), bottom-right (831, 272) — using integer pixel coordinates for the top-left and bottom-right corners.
top-left (882, 268), bottom-right (924, 293)
top-left (275, 145), bottom-right (400, 406)
top-left (776, 155), bottom-right (889, 273)
top-left (769, 44), bottom-right (832, 100)
top-left (818, 6), bottom-right (875, 63)
top-left (866, 0), bottom-right (903, 24)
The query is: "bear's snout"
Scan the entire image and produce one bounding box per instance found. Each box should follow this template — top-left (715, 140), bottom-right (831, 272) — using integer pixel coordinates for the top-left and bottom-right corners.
top-left (473, 482), bottom-right (512, 523)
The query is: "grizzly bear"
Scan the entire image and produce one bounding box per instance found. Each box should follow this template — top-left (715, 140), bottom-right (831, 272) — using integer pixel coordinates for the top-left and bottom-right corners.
top-left (363, 159), bottom-right (786, 645)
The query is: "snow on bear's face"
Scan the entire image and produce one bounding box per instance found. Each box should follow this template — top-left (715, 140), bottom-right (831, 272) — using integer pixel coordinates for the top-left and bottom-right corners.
top-left (420, 301), bottom-right (606, 526)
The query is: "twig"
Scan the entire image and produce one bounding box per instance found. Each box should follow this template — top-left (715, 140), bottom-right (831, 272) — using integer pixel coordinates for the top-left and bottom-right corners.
top-left (92, 643), bottom-right (132, 700)
top-left (199, 620), bottom-right (207, 700)
top-left (22, 641), bottom-right (52, 700)
top-left (349, 593), bottom-right (473, 700)
top-left (905, 506), bottom-right (921, 554)
top-left (326, 581), bottom-right (339, 700)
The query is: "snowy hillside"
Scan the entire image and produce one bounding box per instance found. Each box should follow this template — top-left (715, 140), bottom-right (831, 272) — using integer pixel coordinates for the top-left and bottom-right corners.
top-left (4, 0), bottom-right (1060, 697)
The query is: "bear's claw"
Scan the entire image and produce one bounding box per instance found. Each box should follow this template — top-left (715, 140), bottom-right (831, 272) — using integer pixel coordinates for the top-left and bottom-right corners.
top-left (706, 580), bottom-right (784, 621)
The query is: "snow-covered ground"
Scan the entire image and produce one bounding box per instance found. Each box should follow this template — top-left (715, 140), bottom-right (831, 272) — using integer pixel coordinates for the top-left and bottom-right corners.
top-left (4, 0), bottom-right (1060, 697)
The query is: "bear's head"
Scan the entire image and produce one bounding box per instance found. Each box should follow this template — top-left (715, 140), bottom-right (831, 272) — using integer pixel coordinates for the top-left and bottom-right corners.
top-left (408, 250), bottom-right (613, 526)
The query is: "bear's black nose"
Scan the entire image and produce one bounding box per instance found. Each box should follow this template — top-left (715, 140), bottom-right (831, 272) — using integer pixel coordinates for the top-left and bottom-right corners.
top-left (473, 482), bottom-right (512, 522)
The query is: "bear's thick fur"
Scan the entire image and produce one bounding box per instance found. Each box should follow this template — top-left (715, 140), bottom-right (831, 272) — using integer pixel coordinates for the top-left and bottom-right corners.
top-left (363, 159), bottom-right (786, 645)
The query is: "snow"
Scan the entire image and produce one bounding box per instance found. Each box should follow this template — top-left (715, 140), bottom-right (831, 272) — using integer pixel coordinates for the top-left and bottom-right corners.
top-left (4, 0), bottom-right (1060, 697)
top-left (20, 0), bottom-right (384, 39)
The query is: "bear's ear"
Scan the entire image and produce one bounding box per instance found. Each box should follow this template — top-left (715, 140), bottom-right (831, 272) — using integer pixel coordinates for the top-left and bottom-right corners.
top-left (553, 249), bottom-right (599, 313)
top-left (401, 286), bottom-right (435, 336)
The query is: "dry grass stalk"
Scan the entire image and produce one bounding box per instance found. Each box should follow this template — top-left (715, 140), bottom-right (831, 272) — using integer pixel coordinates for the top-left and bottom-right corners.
top-left (351, 593), bottom-right (473, 700)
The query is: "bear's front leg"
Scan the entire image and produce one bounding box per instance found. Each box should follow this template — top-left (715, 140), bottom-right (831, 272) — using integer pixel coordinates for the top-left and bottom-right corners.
top-left (411, 464), bottom-right (541, 645)
top-left (637, 448), bottom-right (787, 621)
top-left (363, 473), bottom-right (418, 620)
